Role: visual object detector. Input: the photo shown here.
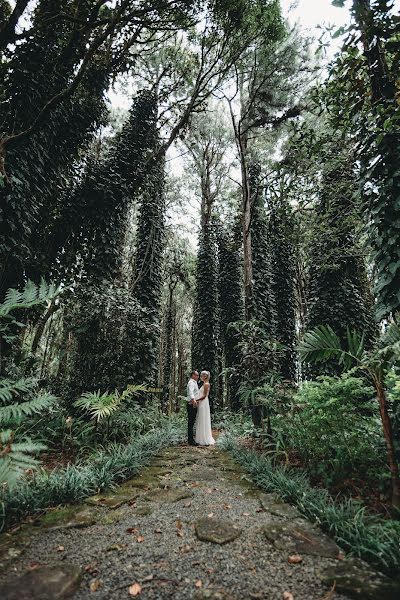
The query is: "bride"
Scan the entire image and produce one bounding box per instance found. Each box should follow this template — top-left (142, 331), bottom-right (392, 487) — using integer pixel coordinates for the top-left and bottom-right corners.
top-left (195, 370), bottom-right (215, 446)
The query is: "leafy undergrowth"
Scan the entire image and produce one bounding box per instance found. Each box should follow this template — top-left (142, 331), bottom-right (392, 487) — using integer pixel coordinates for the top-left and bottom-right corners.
top-left (219, 433), bottom-right (400, 576)
top-left (0, 423), bottom-right (184, 532)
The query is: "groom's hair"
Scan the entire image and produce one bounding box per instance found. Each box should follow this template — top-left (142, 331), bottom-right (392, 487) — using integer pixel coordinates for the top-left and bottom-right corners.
top-left (190, 369), bottom-right (198, 376)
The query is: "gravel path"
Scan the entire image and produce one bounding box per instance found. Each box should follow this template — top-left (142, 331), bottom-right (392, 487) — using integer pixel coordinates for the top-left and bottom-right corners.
top-left (0, 441), bottom-right (376, 600)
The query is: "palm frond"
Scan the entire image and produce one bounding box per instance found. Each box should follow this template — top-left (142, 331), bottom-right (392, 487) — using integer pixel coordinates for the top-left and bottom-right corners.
top-left (74, 390), bottom-right (123, 423)
top-left (298, 325), bottom-right (343, 364)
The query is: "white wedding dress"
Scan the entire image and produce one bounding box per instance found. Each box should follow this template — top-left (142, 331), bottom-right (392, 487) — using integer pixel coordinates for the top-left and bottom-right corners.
top-left (195, 384), bottom-right (215, 446)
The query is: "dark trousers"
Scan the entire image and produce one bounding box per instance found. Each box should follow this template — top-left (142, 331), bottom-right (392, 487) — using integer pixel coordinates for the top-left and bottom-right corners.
top-left (187, 403), bottom-right (197, 444)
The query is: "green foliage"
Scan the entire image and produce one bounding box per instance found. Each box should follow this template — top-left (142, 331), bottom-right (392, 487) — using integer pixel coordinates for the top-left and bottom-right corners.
top-left (0, 0), bottom-right (109, 290)
top-left (74, 390), bottom-right (123, 424)
top-left (220, 434), bottom-right (400, 574)
top-left (0, 376), bottom-right (56, 489)
top-left (0, 281), bottom-right (58, 488)
top-left (298, 321), bottom-right (400, 507)
top-left (60, 92), bottom-right (165, 393)
top-left (323, 2), bottom-right (400, 318)
top-left (305, 139), bottom-right (376, 376)
top-left (0, 424), bottom-right (183, 531)
top-left (229, 319), bottom-right (283, 424)
top-left (288, 375), bottom-right (385, 486)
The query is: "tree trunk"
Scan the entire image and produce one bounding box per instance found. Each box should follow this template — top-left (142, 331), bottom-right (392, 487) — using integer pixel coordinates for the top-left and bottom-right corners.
top-left (239, 130), bottom-right (254, 321)
top-left (374, 375), bottom-right (400, 508)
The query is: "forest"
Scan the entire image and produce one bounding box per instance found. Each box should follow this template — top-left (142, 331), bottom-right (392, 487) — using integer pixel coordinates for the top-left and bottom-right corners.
top-left (0, 1), bottom-right (400, 599)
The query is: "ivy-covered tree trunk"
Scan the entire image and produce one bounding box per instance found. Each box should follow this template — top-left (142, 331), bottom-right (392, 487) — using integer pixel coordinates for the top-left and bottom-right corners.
top-left (131, 134), bottom-right (165, 386)
top-left (250, 164), bottom-right (277, 338)
top-left (162, 283), bottom-right (176, 413)
top-left (191, 216), bottom-right (220, 413)
top-left (217, 226), bottom-right (244, 410)
top-left (306, 150), bottom-right (377, 377)
top-left (268, 197), bottom-right (297, 381)
top-left (63, 92), bottom-right (163, 396)
top-left (0, 0), bottom-right (107, 294)
top-left (351, 0), bottom-right (400, 319)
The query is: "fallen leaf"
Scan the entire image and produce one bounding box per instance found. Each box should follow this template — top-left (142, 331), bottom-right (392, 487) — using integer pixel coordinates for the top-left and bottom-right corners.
top-left (223, 504), bottom-right (231, 510)
top-left (177, 530), bottom-right (184, 537)
top-left (128, 582), bottom-right (142, 596)
top-left (107, 543), bottom-right (125, 552)
top-left (84, 562), bottom-right (99, 574)
top-left (256, 508), bottom-right (264, 513)
top-left (175, 520), bottom-right (183, 529)
top-left (195, 580), bottom-right (203, 588)
top-left (242, 512), bottom-right (250, 516)
top-left (283, 592), bottom-right (294, 600)
top-left (288, 555), bottom-right (303, 564)
top-left (206, 567), bottom-right (215, 573)
top-left (207, 512), bottom-right (214, 518)
top-left (320, 582), bottom-right (336, 600)
top-left (56, 545), bottom-right (65, 552)
top-left (89, 578), bottom-right (103, 592)
top-left (27, 562), bottom-right (41, 571)
top-left (184, 501), bottom-right (192, 507)
top-left (136, 536), bottom-right (145, 543)
top-left (154, 528), bottom-right (162, 534)
top-left (142, 575), bottom-right (154, 582)
top-left (126, 527), bottom-right (139, 535)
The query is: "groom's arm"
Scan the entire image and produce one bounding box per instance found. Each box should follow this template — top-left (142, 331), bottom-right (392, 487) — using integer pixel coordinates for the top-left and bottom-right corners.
top-left (188, 381), bottom-right (197, 406)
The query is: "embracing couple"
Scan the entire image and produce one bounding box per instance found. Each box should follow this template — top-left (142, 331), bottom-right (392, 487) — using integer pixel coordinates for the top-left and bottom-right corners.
top-left (186, 370), bottom-right (216, 446)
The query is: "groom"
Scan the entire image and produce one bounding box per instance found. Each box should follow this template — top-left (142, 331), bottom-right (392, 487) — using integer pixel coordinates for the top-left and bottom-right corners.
top-left (186, 370), bottom-right (199, 446)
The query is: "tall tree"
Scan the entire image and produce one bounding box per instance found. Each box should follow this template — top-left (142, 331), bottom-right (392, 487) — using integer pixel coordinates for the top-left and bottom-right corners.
top-left (327, 0), bottom-right (399, 318)
top-left (217, 223), bottom-right (244, 410)
top-left (250, 164), bottom-right (277, 338)
top-left (62, 91), bottom-right (164, 396)
top-left (226, 19), bottom-right (307, 317)
top-left (266, 193), bottom-right (297, 381)
top-left (305, 141), bottom-right (377, 376)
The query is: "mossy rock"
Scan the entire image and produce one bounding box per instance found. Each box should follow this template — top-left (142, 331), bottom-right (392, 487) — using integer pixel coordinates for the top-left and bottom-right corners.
top-left (317, 558), bottom-right (400, 600)
top-left (0, 525), bottom-right (37, 571)
top-left (0, 563), bottom-right (82, 599)
top-left (195, 517), bottom-right (242, 545)
top-left (134, 505), bottom-right (154, 516)
top-left (40, 506), bottom-right (98, 529)
top-left (85, 487), bottom-right (138, 509)
top-left (99, 508), bottom-right (128, 525)
top-left (263, 521), bottom-right (340, 559)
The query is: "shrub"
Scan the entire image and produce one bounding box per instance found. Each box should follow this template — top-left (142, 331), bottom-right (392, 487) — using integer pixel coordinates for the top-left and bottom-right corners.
top-left (285, 375), bottom-right (386, 486)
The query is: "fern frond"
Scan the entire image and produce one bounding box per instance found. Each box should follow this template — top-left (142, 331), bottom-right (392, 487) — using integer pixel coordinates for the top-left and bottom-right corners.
top-left (0, 279), bottom-right (60, 317)
top-left (0, 458), bottom-right (18, 489)
top-left (0, 378), bottom-right (35, 404)
top-left (0, 393), bottom-right (56, 424)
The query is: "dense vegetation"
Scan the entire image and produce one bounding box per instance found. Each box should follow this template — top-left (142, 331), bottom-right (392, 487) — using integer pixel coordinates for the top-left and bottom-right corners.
top-left (0, 0), bottom-right (399, 576)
